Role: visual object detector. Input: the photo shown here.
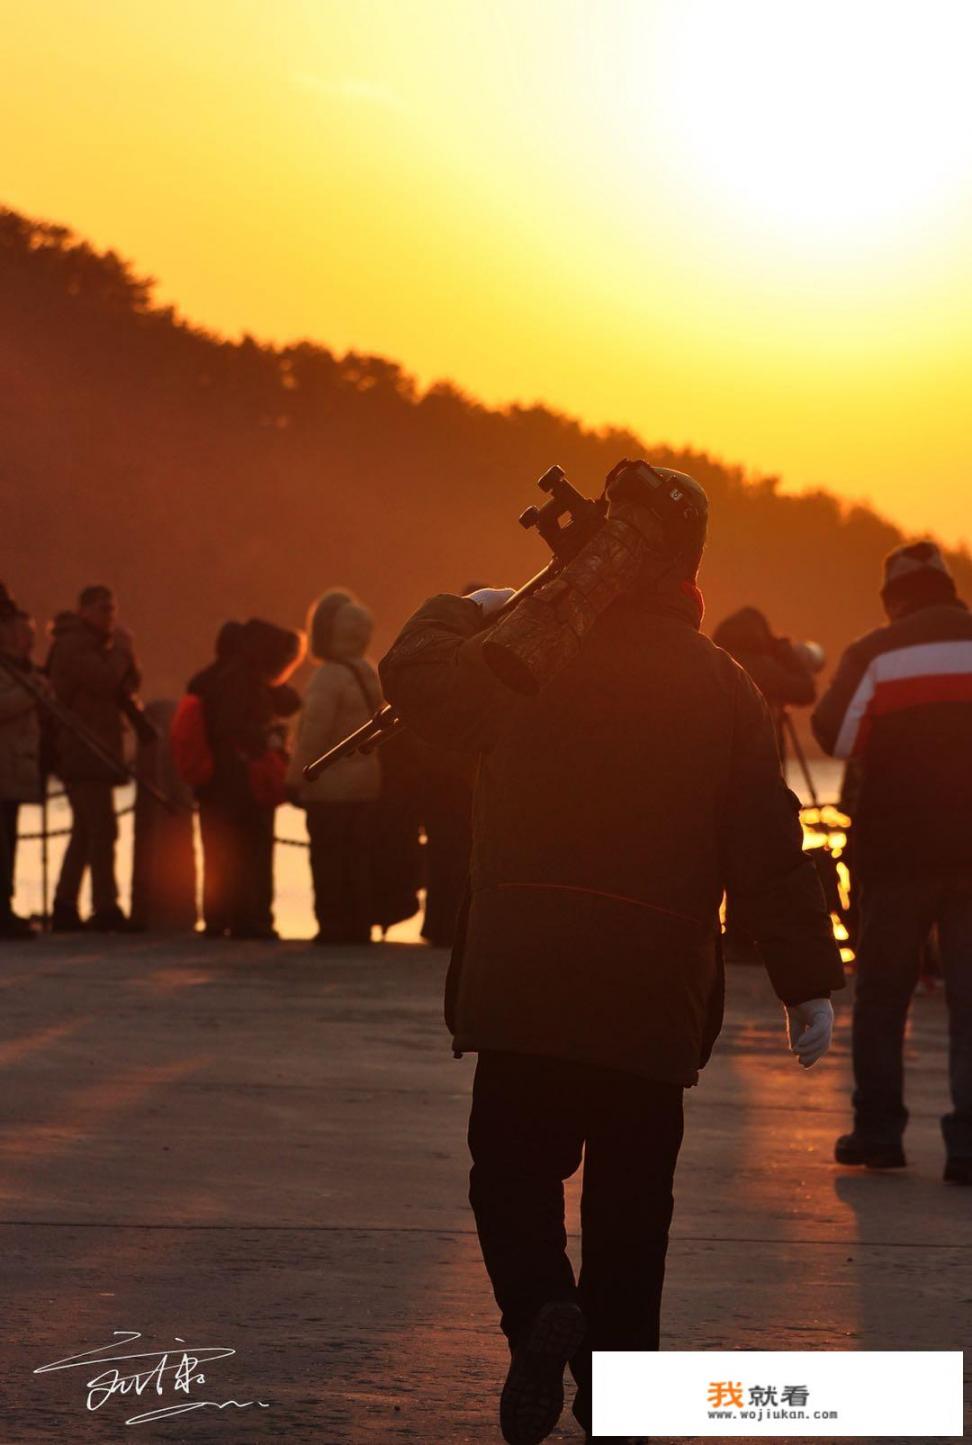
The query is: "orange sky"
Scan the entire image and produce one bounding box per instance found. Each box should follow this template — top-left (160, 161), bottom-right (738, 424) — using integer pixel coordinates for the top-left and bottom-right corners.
top-left (4, 1), bottom-right (972, 546)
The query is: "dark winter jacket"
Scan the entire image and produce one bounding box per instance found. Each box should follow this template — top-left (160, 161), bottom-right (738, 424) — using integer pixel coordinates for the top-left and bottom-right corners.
top-left (380, 588), bottom-right (844, 1087)
top-left (190, 622), bottom-right (301, 811)
top-left (46, 613), bottom-right (140, 783)
top-left (812, 599), bottom-right (972, 879)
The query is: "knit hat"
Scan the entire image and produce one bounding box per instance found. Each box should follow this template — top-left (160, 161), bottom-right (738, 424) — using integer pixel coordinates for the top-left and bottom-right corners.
top-left (881, 541), bottom-right (954, 600)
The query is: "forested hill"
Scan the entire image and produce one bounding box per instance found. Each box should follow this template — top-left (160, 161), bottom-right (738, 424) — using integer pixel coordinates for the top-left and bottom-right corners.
top-left (2, 205), bottom-right (967, 705)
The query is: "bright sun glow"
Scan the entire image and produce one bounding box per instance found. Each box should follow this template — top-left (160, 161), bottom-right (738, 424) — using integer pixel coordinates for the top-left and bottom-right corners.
top-left (657, 1), bottom-right (972, 242)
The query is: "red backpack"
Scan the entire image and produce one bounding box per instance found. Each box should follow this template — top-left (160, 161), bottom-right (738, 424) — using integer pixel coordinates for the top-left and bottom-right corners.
top-left (169, 693), bottom-right (215, 789)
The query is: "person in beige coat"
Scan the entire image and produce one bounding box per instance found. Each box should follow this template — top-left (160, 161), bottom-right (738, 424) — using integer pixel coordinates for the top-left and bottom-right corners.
top-left (288, 590), bottom-right (382, 944)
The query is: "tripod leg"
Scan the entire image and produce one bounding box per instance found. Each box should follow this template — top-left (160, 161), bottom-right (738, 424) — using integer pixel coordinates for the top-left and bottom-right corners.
top-left (782, 711), bottom-right (822, 811)
top-left (40, 779), bottom-right (50, 930)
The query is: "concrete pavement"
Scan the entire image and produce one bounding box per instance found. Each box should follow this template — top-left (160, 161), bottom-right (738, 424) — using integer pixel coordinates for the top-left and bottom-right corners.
top-left (1, 935), bottom-right (969, 1443)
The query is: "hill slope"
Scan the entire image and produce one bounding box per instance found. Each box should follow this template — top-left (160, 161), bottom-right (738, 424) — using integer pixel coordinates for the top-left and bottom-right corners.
top-left (2, 205), bottom-right (965, 707)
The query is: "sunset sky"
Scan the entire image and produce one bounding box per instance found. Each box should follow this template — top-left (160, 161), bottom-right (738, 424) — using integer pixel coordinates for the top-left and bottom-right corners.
top-left (5, 0), bottom-right (972, 546)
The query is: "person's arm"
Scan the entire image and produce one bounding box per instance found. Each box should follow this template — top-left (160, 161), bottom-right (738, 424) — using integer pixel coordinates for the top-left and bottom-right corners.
top-left (722, 667), bottom-right (845, 1009)
top-left (0, 669), bottom-right (35, 725)
top-left (381, 495), bottom-right (673, 745)
top-left (111, 627), bottom-right (141, 695)
top-left (379, 595), bottom-right (513, 754)
top-left (811, 639), bottom-right (874, 758)
top-left (50, 634), bottom-right (134, 703)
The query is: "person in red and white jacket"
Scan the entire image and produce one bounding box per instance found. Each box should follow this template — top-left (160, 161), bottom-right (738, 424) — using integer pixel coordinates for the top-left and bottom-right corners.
top-left (813, 540), bottom-right (972, 1184)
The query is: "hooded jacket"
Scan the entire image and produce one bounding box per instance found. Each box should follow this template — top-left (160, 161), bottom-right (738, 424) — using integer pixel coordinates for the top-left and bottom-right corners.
top-left (46, 612), bottom-right (140, 783)
top-left (380, 581), bottom-right (843, 1087)
top-left (288, 592), bottom-right (382, 805)
top-left (191, 619), bottom-right (301, 810)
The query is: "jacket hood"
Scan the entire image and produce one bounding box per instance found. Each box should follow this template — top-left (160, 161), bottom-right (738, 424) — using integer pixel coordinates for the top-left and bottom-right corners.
top-left (712, 607), bottom-right (773, 655)
top-left (310, 590), bottom-right (373, 661)
top-left (239, 618), bottom-right (304, 681)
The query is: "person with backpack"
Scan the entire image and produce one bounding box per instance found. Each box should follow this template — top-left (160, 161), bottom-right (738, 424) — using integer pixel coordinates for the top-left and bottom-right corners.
top-left (287, 590), bottom-right (383, 945)
top-left (177, 619), bottom-right (304, 939)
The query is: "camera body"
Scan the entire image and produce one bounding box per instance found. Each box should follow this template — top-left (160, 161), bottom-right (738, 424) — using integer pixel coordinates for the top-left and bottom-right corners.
top-left (603, 457), bottom-right (707, 549)
top-left (518, 457), bottom-right (706, 570)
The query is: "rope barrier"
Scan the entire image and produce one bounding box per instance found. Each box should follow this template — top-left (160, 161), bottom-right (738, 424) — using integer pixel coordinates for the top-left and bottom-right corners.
top-left (16, 803), bottom-right (137, 842)
top-left (16, 802), bottom-right (311, 848)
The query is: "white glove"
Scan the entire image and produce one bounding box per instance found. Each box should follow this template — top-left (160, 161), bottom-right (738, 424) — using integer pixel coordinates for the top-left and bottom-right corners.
top-left (465, 587), bottom-right (516, 619)
top-left (784, 997), bottom-right (834, 1068)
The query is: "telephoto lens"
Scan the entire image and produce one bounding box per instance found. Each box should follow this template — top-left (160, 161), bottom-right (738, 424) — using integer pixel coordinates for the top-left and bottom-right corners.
top-left (792, 640), bottom-right (826, 674)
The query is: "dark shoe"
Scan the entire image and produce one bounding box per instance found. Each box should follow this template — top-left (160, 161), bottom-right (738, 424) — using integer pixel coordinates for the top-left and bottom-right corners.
top-left (86, 908), bottom-right (146, 934)
top-left (0, 913), bottom-right (37, 940)
top-left (51, 902), bottom-right (84, 933)
top-left (314, 930), bottom-right (372, 946)
top-left (229, 926), bottom-right (279, 940)
top-left (944, 1158), bottom-right (972, 1186)
top-left (835, 1132), bottom-right (906, 1169)
top-left (500, 1300), bottom-right (587, 1445)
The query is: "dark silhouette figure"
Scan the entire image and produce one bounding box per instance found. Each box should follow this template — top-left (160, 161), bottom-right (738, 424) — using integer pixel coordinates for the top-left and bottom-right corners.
top-left (712, 606), bottom-right (819, 753)
top-left (814, 541), bottom-right (972, 1184)
top-left (46, 585), bottom-right (144, 932)
top-left (287, 591), bottom-right (382, 945)
top-left (418, 741), bottom-right (475, 947)
top-left (381, 465), bottom-right (843, 1443)
top-left (190, 619), bottom-right (304, 939)
top-left (0, 593), bottom-right (43, 939)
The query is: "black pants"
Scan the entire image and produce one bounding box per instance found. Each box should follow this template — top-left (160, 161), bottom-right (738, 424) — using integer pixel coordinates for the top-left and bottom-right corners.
top-left (55, 781), bottom-right (119, 914)
top-left (853, 873), bottom-right (972, 1160)
top-left (305, 801), bottom-right (375, 943)
top-left (468, 1049), bottom-right (684, 1432)
top-left (198, 798), bottom-right (275, 937)
top-left (0, 800), bottom-right (20, 919)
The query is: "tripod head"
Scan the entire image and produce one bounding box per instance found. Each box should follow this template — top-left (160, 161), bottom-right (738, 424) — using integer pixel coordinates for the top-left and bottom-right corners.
top-left (518, 465), bottom-right (606, 564)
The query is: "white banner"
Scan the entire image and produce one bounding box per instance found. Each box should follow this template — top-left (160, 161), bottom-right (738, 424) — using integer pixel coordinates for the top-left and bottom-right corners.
top-left (592, 1351), bottom-right (964, 1437)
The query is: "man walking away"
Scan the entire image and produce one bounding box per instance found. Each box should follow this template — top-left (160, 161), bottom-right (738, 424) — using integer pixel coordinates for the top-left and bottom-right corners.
top-left (381, 460), bottom-right (844, 1443)
top-left (813, 541), bottom-right (972, 1185)
top-left (47, 585), bottom-right (142, 932)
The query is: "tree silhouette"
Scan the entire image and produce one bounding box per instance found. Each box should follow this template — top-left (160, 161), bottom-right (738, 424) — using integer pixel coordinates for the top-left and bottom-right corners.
top-left (2, 203), bottom-right (968, 742)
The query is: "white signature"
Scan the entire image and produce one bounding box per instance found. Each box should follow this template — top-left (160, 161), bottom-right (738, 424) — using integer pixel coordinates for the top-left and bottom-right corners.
top-left (34, 1329), bottom-right (271, 1425)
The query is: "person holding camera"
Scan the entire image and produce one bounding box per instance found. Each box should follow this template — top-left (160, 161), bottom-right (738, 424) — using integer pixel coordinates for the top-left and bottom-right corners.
top-left (813, 541), bottom-right (972, 1186)
top-left (46, 584), bottom-right (145, 933)
top-left (379, 460), bottom-right (844, 1445)
top-left (712, 606), bottom-right (821, 753)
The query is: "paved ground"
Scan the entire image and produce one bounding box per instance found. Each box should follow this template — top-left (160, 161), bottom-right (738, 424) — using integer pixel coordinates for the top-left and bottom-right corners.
top-left (0, 935), bottom-right (969, 1443)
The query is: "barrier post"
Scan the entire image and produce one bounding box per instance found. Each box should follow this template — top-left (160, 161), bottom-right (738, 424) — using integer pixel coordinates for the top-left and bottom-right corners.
top-left (40, 775), bottom-right (50, 930)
